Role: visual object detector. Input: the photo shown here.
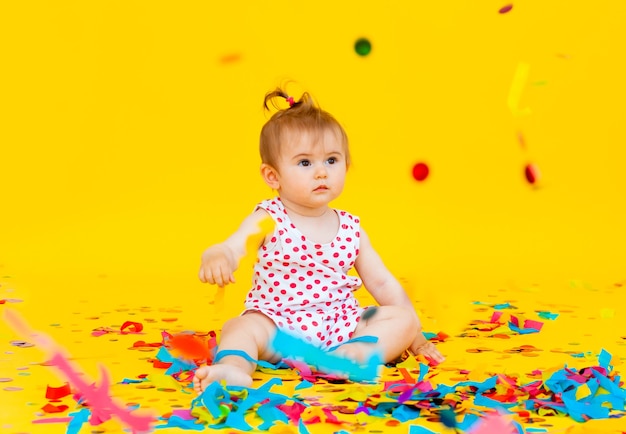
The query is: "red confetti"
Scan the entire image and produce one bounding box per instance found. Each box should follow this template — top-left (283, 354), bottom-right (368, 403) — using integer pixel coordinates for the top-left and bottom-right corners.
top-left (45, 383), bottom-right (71, 399)
top-left (120, 321), bottom-right (143, 334)
top-left (499, 4), bottom-right (514, 14)
top-left (524, 163), bottom-right (540, 184)
top-left (132, 340), bottom-right (162, 348)
top-left (153, 360), bottom-right (173, 369)
top-left (170, 334), bottom-right (212, 360)
top-left (412, 162), bottom-right (430, 181)
top-left (42, 403), bottom-right (69, 413)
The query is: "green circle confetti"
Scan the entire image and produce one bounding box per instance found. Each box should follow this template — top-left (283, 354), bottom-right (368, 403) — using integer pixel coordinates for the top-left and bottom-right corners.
top-left (354, 38), bottom-right (372, 56)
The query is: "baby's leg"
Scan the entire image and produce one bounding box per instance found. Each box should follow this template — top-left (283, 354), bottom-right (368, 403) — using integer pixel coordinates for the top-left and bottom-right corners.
top-left (333, 305), bottom-right (420, 363)
top-left (193, 311), bottom-right (279, 392)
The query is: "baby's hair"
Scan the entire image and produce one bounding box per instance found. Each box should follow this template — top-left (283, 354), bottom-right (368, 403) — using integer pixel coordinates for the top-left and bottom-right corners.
top-left (260, 87), bottom-right (350, 170)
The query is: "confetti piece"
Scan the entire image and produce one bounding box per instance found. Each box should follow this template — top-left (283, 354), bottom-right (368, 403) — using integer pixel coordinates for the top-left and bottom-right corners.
top-left (220, 53), bottom-right (242, 64)
top-left (412, 162), bottom-right (430, 182)
top-left (600, 308), bottom-right (615, 319)
top-left (409, 425), bottom-right (438, 433)
top-left (467, 411), bottom-right (517, 433)
top-left (354, 38), bottom-right (372, 56)
top-left (439, 407), bottom-right (457, 428)
top-left (507, 62), bottom-right (532, 117)
top-left (169, 333), bottom-right (213, 361)
top-left (45, 383), bottom-right (71, 399)
top-left (32, 417), bottom-right (73, 424)
top-left (271, 329), bottom-right (382, 382)
top-left (120, 321), bottom-right (144, 334)
top-left (499, 4), bottom-right (514, 14)
top-left (42, 403), bottom-right (70, 413)
top-left (537, 311), bottom-right (559, 320)
top-left (524, 163), bottom-right (541, 184)
top-left (3, 386), bottom-right (23, 391)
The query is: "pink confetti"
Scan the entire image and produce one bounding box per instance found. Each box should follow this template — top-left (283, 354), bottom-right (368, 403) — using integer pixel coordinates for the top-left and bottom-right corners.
top-left (3, 309), bottom-right (155, 433)
top-left (499, 4), bottom-right (514, 14)
top-left (32, 417), bottom-right (73, 424)
top-left (469, 412), bottom-right (517, 433)
top-left (523, 319), bottom-right (543, 331)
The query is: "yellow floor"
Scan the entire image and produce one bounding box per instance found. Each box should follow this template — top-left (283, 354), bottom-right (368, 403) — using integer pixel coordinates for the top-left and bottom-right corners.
top-left (2, 270), bottom-right (625, 434)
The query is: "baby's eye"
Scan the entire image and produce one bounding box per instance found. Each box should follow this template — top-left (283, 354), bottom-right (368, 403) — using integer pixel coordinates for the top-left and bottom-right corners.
top-left (298, 159), bottom-right (311, 167)
top-left (326, 157), bottom-right (337, 165)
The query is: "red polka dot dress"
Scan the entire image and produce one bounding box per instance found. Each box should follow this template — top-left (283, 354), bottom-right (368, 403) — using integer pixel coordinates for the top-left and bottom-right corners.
top-left (243, 197), bottom-right (364, 350)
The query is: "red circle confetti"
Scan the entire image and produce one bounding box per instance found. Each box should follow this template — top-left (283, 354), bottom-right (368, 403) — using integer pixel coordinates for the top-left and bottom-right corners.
top-left (499, 4), bottom-right (514, 14)
top-left (524, 163), bottom-right (540, 184)
top-left (412, 162), bottom-right (430, 182)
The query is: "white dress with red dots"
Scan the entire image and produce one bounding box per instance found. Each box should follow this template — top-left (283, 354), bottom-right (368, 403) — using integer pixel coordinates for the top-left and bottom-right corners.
top-left (243, 197), bottom-right (365, 350)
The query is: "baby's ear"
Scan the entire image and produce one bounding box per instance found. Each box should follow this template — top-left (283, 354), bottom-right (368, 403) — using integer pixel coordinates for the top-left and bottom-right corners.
top-left (260, 164), bottom-right (280, 190)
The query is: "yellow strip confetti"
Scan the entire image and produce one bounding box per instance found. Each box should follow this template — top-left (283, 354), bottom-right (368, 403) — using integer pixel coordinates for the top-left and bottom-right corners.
top-left (507, 62), bottom-right (532, 117)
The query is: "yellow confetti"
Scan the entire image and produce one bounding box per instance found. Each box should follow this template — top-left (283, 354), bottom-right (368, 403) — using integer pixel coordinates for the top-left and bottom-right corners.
top-left (396, 355), bottom-right (419, 370)
top-left (600, 308), bottom-right (615, 319)
top-left (507, 62), bottom-right (532, 117)
top-left (146, 374), bottom-right (182, 390)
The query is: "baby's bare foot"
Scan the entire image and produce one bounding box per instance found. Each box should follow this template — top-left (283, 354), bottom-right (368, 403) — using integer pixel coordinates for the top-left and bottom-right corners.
top-left (193, 364), bottom-right (253, 393)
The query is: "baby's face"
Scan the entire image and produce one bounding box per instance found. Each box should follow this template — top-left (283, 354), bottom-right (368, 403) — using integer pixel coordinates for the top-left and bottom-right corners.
top-left (273, 129), bottom-right (347, 213)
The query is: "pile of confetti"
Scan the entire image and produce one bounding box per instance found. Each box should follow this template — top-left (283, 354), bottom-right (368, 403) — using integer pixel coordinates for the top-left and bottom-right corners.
top-left (4, 289), bottom-right (626, 434)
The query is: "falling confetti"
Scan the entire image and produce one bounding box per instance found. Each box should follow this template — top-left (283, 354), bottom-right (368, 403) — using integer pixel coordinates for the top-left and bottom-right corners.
top-left (499, 4), bottom-right (514, 14)
top-left (524, 163), bottom-right (541, 184)
top-left (507, 62), bottom-right (532, 117)
top-left (412, 162), bottom-right (430, 182)
top-left (354, 38), bottom-right (372, 56)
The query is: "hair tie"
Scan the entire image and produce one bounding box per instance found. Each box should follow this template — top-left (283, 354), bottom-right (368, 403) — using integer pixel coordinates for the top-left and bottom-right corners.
top-left (286, 96), bottom-right (295, 107)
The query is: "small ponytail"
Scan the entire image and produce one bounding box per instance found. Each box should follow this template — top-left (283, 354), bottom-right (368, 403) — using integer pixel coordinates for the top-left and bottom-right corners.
top-left (263, 87), bottom-right (309, 111)
top-left (260, 87), bottom-right (351, 169)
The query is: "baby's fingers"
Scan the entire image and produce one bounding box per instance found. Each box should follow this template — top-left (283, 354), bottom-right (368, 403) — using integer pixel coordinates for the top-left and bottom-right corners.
top-left (212, 263), bottom-right (234, 287)
top-left (414, 341), bottom-right (445, 365)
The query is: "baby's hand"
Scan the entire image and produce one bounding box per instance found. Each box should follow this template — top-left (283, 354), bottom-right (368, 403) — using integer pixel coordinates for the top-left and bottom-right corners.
top-left (198, 244), bottom-right (237, 287)
top-left (410, 334), bottom-right (445, 365)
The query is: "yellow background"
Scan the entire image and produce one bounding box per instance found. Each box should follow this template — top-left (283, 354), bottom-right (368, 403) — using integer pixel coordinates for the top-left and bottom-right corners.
top-left (1, 1), bottom-right (625, 433)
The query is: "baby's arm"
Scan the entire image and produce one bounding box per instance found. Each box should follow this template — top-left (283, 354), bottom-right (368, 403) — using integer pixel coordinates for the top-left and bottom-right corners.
top-left (355, 229), bottom-right (445, 364)
top-left (198, 208), bottom-right (271, 287)
top-left (354, 229), bottom-right (414, 307)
